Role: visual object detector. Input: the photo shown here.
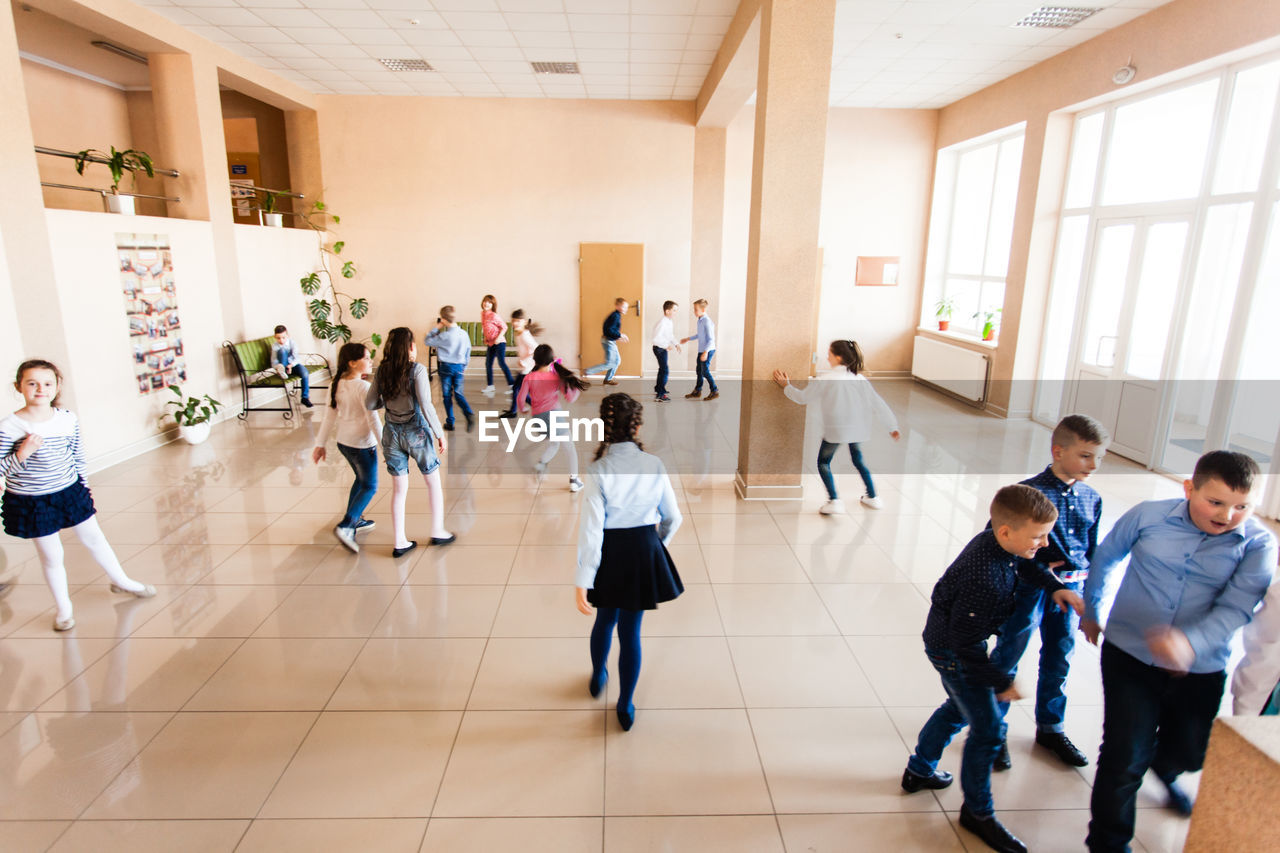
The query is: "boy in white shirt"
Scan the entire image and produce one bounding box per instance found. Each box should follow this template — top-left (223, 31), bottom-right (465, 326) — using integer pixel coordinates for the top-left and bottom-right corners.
top-left (650, 301), bottom-right (681, 402)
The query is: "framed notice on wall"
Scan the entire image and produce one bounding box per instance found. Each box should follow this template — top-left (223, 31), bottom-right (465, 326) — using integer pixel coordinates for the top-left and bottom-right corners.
top-left (117, 233), bottom-right (187, 396)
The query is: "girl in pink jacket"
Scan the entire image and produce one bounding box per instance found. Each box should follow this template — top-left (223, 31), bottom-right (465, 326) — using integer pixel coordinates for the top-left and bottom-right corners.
top-left (520, 344), bottom-right (590, 491)
top-left (480, 294), bottom-right (514, 395)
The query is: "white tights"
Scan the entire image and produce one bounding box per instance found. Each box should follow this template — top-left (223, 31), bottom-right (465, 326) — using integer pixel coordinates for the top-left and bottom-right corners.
top-left (390, 469), bottom-right (449, 549)
top-left (538, 438), bottom-right (578, 478)
top-left (33, 516), bottom-right (142, 620)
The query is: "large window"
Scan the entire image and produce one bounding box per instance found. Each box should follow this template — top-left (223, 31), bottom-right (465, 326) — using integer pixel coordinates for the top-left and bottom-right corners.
top-left (920, 127), bottom-right (1025, 339)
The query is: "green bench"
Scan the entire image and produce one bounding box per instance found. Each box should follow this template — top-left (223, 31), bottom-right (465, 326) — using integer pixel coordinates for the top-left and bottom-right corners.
top-left (426, 322), bottom-right (518, 377)
top-left (223, 337), bottom-right (330, 419)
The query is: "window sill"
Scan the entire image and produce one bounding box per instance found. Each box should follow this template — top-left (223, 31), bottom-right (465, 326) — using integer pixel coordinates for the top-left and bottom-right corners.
top-left (916, 326), bottom-right (999, 350)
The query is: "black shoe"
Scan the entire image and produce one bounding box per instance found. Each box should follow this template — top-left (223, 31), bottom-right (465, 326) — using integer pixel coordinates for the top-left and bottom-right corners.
top-left (959, 805), bottom-right (1027, 853)
top-left (994, 740), bottom-right (1012, 771)
top-left (354, 518), bottom-right (375, 533)
top-left (617, 703), bottom-right (635, 731)
top-left (430, 534), bottom-right (457, 546)
top-left (300, 398), bottom-right (313, 408)
top-left (1160, 774), bottom-right (1194, 816)
top-left (1035, 730), bottom-right (1088, 767)
top-left (392, 541), bottom-right (417, 558)
top-left (465, 413), bottom-right (475, 432)
top-left (443, 422), bottom-right (455, 431)
top-left (499, 409), bottom-right (517, 419)
top-left (901, 767), bottom-right (954, 793)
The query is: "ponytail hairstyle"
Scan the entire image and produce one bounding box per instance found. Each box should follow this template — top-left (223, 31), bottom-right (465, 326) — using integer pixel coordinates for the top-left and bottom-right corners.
top-left (510, 308), bottom-right (544, 337)
top-left (594, 393), bottom-right (644, 461)
top-left (532, 344), bottom-right (589, 392)
top-left (376, 326), bottom-right (417, 402)
top-left (830, 339), bottom-right (864, 375)
top-left (481, 294), bottom-right (497, 313)
top-left (331, 342), bottom-right (368, 408)
top-left (14, 359), bottom-right (64, 407)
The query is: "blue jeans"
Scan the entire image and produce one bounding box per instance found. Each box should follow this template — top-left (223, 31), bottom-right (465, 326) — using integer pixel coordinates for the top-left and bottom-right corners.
top-left (693, 349), bottom-right (717, 393)
top-left (652, 346), bottom-right (669, 395)
top-left (336, 444), bottom-right (378, 529)
top-left (436, 361), bottom-right (472, 425)
top-left (591, 607), bottom-right (644, 712)
top-left (486, 343), bottom-right (514, 387)
top-left (586, 337), bottom-right (621, 381)
top-left (989, 577), bottom-right (1081, 732)
top-left (382, 412), bottom-right (439, 476)
top-left (908, 647), bottom-right (1007, 819)
top-left (1086, 642), bottom-right (1225, 852)
top-left (283, 363), bottom-right (310, 400)
top-left (817, 440), bottom-right (875, 500)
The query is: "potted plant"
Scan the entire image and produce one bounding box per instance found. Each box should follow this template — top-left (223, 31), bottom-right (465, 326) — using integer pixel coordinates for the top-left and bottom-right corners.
top-left (975, 309), bottom-right (1001, 341)
top-left (73, 146), bottom-right (155, 216)
top-left (260, 190), bottom-right (283, 228)
top-left (935, 298), bottom-right (955, 331)
top-left (298, 200), bottom-right (381, 357)
top-left (163, 385), bottom-right (223, 445)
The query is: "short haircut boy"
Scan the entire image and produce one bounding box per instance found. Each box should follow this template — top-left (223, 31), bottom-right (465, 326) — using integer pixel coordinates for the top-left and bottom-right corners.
top-left (1052, 413), bottom-right (1109, 449)
top-left (614, 298), bottom-right (627, 307)
top-left (1192, 449), bottom-right (1259, 493)
top-left (662, 300), bottom-right (677, 312)
top-left (440, 305), bottom-right (456, 323)
top-left (989, 484), bottom-right (1057, 530)
top-left (693, 298), bottom-right (708, 308)
top-left (274, 324), bottom-right (288, 335)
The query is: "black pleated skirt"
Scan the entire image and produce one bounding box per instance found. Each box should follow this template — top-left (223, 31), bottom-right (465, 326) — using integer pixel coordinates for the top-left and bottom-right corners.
top-left (587, 525), bottom-right (683, 611)
top-left (1, 481), bottom-right (96, 539)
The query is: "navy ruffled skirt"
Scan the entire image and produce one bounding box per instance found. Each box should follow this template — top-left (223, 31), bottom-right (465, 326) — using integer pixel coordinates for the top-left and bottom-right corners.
top-left (2, 481), bottom-right (96, 539)
top-left (587, 525), bottom-right (683, 611)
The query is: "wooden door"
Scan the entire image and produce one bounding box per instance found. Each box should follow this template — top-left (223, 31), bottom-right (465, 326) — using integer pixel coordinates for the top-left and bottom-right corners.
top-left (579, 243), bottom-right (644, 376)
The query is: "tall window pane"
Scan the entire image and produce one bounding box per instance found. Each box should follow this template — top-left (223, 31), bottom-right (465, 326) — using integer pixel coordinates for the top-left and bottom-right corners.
top-left (1101, 79), bottom-right (1219, 205)
top-left (1081, 224), bottom-right (1133, 369)
top-left (1036, 216), bottom-right (1090, 422)
top-left (1064, 112), bottom-right (1104, 209)
top-left (1126, 221), bottom-right (1188, 380)
top-left (1214, 60), bottom-right (1280, 195)
top-left (1228, 204), bottom-right (1280, 466)
top-left (1177, 203), bottom-right (1253, 380)
top-left (947, 144), bottom-right (997, 275)
top-left (984, 135), bottom-right (1024, 278)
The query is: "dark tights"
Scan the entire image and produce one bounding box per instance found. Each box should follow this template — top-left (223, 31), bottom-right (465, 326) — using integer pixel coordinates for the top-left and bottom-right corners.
top-left (590, 607), bottom-right (644, 712)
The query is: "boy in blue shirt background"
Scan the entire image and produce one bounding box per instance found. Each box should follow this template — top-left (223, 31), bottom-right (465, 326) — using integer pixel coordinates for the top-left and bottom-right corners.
top-left (272, 324), bottom-right (312, 408)
top-left (1083, 450), bottom-right (1277, 852)
top-left (424, 305), bottom-right (474, 432)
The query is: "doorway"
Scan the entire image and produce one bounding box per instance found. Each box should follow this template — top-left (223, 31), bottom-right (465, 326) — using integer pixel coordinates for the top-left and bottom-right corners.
top-left (579, 243), bottom-right (644, 377)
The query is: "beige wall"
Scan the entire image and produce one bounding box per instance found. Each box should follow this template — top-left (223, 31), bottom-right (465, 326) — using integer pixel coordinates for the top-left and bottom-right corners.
top-left (315, 96), bottom-right (696, 371)
top-left (220, 90), bottom-right (294, 219)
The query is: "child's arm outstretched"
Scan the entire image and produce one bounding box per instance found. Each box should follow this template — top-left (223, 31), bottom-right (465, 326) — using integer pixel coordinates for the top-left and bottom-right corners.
top-left (575, 472), bottom-right (605, 615)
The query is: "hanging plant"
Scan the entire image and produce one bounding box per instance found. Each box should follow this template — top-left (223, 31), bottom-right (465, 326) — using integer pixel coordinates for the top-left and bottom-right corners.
top-left (298, 200), bottom-right (381, 357)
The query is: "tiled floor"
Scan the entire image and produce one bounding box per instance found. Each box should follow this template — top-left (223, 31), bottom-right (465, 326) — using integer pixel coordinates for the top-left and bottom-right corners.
top-left (0, 379), bottom-right (1255, 852)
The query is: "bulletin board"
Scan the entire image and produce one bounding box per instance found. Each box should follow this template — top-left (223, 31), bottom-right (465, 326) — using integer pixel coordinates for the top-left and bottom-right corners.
top-left (117, 233), bottom-right (187, 396)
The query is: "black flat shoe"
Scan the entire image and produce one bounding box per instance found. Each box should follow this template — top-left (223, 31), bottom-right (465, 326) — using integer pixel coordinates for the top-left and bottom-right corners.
top-left (1035, 730), bottom-right (1088, 767)
top-left (589, 670), bottom-right (608, 699)
top-left (994, 739), bottom-right (1012, 771)
top-left (959, 805), bottom-right (1026, 853)
top-left (443, 422), bottom-right (455, 431)
top-left (901, 767), bottom-right (953, 793)
top-left (430, 534), bottom-right (457, 546)
top-left (392, 541), bottom-right (417, 558)
top-left (465, 414), bottom-right (475, 432)
top-left (617, 703), bottom-right (635, 731)
top-left (498, 410), bottom-right (517, 419)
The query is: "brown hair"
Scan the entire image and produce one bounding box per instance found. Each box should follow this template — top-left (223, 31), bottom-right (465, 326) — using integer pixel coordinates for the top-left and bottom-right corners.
top-left (14, 359), bottom-right (64, 407)
top-left (440, 305), bottom-right (456, 323)
top-left (1052, 414), bottom-right (1109, 449)
top-left (331, 342), bottom-right (368, 408)
top-left (376, 326), bottom-right (417, 402)
top-left (274, 324), bottom-right (287, 335)
top-left (693, 298), bottom-right (708, 308)
top-left (532, 344), bottom-right (589, 392)
top-left (614, 297), bottom-right (627, 307)
top-left (481, 294), bottom-right (497, 312)
top-left (1192, 450), bottom-right (1260, 494)
top-left (594, 393), bottom-right (644, 461)
top-left (830, 340), bottom-right (864, 374)
top-left (990, 484), bottom-right (1058, 530)
top-left (662, 300), bottom-right (677, 312)
top-left (510, 309), bottom-right (544, 337)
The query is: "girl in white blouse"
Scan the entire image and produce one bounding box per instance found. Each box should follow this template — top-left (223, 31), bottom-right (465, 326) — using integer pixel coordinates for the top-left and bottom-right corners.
top-left (773, 340), bottom-right (900, 515)
top-left (312, 342), bottom-right (383, 553)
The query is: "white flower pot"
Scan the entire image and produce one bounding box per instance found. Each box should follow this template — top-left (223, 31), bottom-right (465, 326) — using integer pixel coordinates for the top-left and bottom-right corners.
top-left (105, 194), bottom-right (135, 215)
top-left (179, 421), bottom-right (211, 445)
top-left (264, 213), bottom-right (283, 228)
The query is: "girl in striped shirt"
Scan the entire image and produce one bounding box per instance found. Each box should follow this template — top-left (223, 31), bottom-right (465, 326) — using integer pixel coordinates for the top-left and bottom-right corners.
top-left (0, 360), bottom-right (155, 631)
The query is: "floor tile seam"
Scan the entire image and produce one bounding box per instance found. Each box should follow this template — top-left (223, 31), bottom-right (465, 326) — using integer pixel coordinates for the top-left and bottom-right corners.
top-left (61, 707), bottom-right (181, 828)
top-left (22, 632), bottom-right (133, 714)
top-left (246, 706), bottom-right (328, 823)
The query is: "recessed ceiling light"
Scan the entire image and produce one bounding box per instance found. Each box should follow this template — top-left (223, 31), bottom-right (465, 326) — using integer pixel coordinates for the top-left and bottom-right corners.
top-left (378, 58), bottom-right (434, 72)
top-left (531, 61), bottom-right (580, 75)
top-left (1013, 6), bottom-right (1101, 28)
top-left (91, 40), bottom-right (148, 64)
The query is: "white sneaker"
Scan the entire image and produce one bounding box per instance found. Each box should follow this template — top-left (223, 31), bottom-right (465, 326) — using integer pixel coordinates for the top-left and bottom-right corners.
top-left (534, 461), bottom-right (548, 480)
top-left (819, 499), bottom-right (845, 515)
top-left (482, 385), bottom-right (495, 394)
top-left (569, 476), bottom-right (584, 493)
top-left (334, 524), bottom-right (359, 553)
top-left (860, 494), bottom-right (884, 509)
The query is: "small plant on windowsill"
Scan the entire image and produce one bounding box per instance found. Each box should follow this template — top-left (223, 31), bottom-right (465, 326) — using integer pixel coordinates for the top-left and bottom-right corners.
top-left (975, 309), bottom-right (1001, 342)
top-left (935, 298), bottom-right (955, 331)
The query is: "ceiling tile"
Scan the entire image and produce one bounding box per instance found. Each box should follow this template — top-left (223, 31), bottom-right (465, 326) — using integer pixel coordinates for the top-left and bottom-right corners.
top-left (631, 33), bottom-right (688, 51)
top-left (630, 62), bottom-right (680, 75)
top-left (280, 28), bottom-right (352, 45)
top-left (835, 0), bottom-right (909, 26)
top-left (315, 10), bottom-right (387, 29)
top-left (565, 0), bottom-right (627, 12)
top-left (573, 31), bottom-right (628, 49)
top-left (315, 43), bottom-right (369, 57)
top-left (685, 33), bottom-right (723, 51)
top-left (568, 14), bottom-right (629, 33)
top-left (690, 15), bottom-right (733, 35)
top-left (255, 42), bottom-right (317, 58)
top-left (456, 29), bottom-right (520, 47)
top-left (428, 58), bottom-right (484, 73)
top-left (442, 11), bottom-right (509, 30)
top-left (188, 7), bottom-right (266, 27)
top-left (497, 0), bottom-right (564, 11)
top-left (696, 0), bottom-right (741, 14)
top-left (432, 0), bottom-right (499, 9)
top-left (252, 8), bottom-right (328, 28)
top-left (346, 29), bottom-right (409, 46)
top-left (631, 49), bottom-right (683, 64)
top-left (377, 12), bottom-right (448, 29)
top-left (575, 47), bottom-right (627, 63)
top-left (629, 0), bottom-right (695, 14)
top-left (151, 7), bottom-right (206, 26)
top-left (515, 31), bottom-right (574, 49)
top-left (219, 25), bottom-right (291, 42)
top-left (400, 29), bottom-right (463, 46)
top-left (503, 12), bottom-right (569, 31)
top-left (630, 15), bottom-right (693, 35)
top-left (329, 57), bottom-right (383, 71)
top-left (417, 45), bottom-right (475, 60)
top-left (467, 45), bottom-right (527, 59)
top-left (577, 61), bottom-right (629, 75)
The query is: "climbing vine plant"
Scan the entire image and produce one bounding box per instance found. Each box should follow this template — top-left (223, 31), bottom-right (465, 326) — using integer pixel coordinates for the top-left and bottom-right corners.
top-left (298, 200), bottom-right (381, 355)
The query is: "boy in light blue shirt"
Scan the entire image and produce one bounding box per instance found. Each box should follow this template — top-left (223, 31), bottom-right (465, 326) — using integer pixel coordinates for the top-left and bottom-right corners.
top-left (272, 324), bottom-right (312, 408)
top-left (681, 298), bottom-right (718, 401)
top-left (1083, 450), bottom-right (1276, 852)
top-left (423, 306), bottom-right (474, 432)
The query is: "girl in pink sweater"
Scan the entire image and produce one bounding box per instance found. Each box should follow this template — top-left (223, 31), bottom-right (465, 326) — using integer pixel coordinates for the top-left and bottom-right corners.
top-left (480, 294), bottom-right (514, 395)
top-left (499, 309), bottom-right (540, 419)
top-left (520, 344), bottom-right (590, 491)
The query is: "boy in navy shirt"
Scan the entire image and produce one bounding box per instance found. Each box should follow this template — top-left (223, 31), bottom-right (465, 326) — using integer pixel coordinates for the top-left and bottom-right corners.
top-left (584, 298), bottom-right (629, 386)
top-left (903, 485), bottom-right (1084, 853)
top-left (988, 414), bottom-right (1108, 770)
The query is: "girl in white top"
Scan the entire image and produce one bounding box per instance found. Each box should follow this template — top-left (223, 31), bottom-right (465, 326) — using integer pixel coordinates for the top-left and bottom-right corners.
top-left (499, 309), bottom-right (541, 418)
top-left (0, 360), bottom-right (154, 632)
top-left (1233, 578), bottom-right (1280, 715)
top-left (773, 340), bottom-right (900, 515)
top-left (312, 342), bottom-right (383, 553)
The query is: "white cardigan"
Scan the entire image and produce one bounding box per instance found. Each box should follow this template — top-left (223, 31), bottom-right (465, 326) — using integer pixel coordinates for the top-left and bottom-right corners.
top-left (782, 371), bottom-right (898, 444)
top-left (1233, 578), bottom-right (1280, 715)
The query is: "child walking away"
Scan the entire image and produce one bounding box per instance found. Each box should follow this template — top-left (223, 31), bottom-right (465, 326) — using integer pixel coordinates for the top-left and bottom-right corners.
top-left (424, 306), bottom-right (475, 432)
top-left (651, 300), bottom-right (681, 402)
top-left (576, 393), bottom-right (683, 731)
top-left (520, 344), bottom-right (590, 492)
top-left (499, 310), bottom-right (541, 419)
top-left (0, 360), bottom-right (156, 631)
top-left (902, 485), bottom-right (1083, 853)
top-left (584, 298), bottom-right (630, 386)
top-left (987, 414), bottom-right (1108, 772)
top-left (772, 340), bottom-right (899, 513)
top-left (682, 298), bottom-right (717, 401)
top-left (365, 327), bottom-right (455, 558)
top-left (1083, 451), bottom-right (1276, 851)
top-left (480, 294), bottom-right (514, 395)
top-left (312, 342), bottom-right (383, 553)
top-left (272, 324), bottom-right (312, 408)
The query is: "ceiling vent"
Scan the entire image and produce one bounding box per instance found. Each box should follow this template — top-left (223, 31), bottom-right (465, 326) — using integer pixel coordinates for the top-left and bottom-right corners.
top-left (531, 61), bottom-right (580, 74)
top-left (1013, 6), bottom-right (1101, 28)
top-left (378, 58), bottom-right (434, 72)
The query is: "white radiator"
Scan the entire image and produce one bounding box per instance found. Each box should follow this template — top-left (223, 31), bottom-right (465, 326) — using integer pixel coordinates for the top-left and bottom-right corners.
top-left (911, 335), bottom-right (990, 404)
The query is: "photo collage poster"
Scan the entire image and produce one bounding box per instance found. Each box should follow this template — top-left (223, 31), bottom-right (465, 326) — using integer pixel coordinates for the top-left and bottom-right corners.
top-left (117, 233), bottom-right (187, 396)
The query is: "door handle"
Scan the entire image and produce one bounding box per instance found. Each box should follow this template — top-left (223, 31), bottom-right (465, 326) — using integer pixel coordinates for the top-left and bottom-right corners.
top-left (1095, 335), bottom-right (1117, 368)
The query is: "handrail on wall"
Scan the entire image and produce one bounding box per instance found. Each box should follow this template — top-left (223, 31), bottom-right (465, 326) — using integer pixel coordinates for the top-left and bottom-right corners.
top-left (231, 183), bottom-right (304, 199)
top-left (35, 145), bottom-right (180, 178)
top-left (40, 182), bottom-right (180, 203)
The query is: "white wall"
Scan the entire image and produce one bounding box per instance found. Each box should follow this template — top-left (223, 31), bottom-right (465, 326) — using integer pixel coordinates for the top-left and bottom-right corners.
top-left (231, 223), bottom-right (326, 358)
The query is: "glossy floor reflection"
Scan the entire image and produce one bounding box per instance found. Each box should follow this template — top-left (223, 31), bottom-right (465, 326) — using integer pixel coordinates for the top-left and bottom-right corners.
top-left (0, 380), bottom-right (1260, 852)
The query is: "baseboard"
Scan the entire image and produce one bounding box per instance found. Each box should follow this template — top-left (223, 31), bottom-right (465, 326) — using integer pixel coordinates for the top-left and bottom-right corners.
top-left (734, 470), bottom-right (803, 501)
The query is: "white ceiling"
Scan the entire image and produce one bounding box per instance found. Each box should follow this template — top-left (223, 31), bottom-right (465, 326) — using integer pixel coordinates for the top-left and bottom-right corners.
top-left (125, 0), bottom-right (1172, 107)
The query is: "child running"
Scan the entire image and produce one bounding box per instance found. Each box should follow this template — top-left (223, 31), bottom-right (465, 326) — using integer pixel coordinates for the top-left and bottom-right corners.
top-left (576, 393), bottom-right (683, 731)
top-left (772, 339), bottom-right (899, 513)
top-left (519, 344), bottom-right (590, 492)
top-left (499, 309), bottom-right (540, 419)
top-left (365, 327), bottom-right (454, 557)
top-left (0, 360), bottom-right (155, 631)
top-left (312, 342), bottom-right (382, 553)
top-left (480, 294), bottom-right (514, 395)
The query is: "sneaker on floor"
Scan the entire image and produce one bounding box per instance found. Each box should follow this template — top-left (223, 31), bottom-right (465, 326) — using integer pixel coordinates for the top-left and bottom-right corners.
top-left (569, 476), bottom-right (584, 493)
top-left (604, 379), bottom-right (619, 386)
top-left (655, 393), bottom-right (670, 402)
top-left (704, 392), bottom-right (719, 401)
top-left (301, 398), bottom-right (313, 408)
top-left (443, 422), bottom-right (455, 431)
top-left (354, 519), bottom-right (376, 533)
top-left (685, 390), bottom-right (702, 399)
top-left (481, 385), bottom-right (495, 394)
top-left (334, 524), bottom-right (358, 553)
top-left (818, 499), bottom-right (845, 515)
top-left (860, 494), bottom-right (884, 509)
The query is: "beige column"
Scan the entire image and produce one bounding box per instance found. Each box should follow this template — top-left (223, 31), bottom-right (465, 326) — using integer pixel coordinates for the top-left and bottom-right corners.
top-left (735, 0), bottom-right (836, 500)
top-left (149, 52), bottom-right (247, 340)
top-left (690, 126), bottom-right (727, 341)
top-left (284, 109), bottom-right (324, 210)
